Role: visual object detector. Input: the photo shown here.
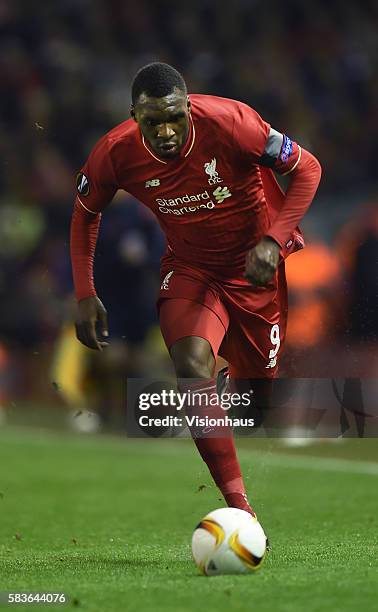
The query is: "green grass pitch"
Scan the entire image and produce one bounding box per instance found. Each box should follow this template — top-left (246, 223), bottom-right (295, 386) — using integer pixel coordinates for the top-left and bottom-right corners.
top-left (0, 427), bottom-right (377, 611)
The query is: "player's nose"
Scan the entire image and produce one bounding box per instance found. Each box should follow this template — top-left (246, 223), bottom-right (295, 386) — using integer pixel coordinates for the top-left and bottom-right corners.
top-left (157, 123), bottom-right (175, 139)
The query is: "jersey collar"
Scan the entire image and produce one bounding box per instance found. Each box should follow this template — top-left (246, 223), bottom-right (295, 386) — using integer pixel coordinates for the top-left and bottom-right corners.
top-left (141, 114), bottom-right (195, 165)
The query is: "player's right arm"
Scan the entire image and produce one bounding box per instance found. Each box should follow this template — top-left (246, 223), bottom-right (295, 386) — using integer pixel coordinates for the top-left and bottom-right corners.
top-left (70, 135), bottom-right (118, 350)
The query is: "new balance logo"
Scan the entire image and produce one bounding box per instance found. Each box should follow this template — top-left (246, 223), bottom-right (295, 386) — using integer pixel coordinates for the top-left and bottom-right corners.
top-left (161, 270), bottom-right (174, 290)
top-left (213, 186), bottom-right (231, 203)
top-left (204, 158), bottom-right (223, 184)
top-left (145, 179), bottom-right (160, 188)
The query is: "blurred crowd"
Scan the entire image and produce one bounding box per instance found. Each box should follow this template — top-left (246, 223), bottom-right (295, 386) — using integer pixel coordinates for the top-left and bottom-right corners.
top-left (0, 0), bottom-right (377, 418)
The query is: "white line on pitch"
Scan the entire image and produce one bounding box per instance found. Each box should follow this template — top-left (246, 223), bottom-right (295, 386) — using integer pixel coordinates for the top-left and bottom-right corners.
top-left (123, 439), bottom-right (378, 477)
top-left (237, 451), bottom-right (378, 477)
top-left (3, 428), bottom-right (378, 476)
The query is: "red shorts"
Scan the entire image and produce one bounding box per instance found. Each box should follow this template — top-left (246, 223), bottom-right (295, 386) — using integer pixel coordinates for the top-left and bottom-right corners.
top-left (158, 258), bottom-right (288, 378)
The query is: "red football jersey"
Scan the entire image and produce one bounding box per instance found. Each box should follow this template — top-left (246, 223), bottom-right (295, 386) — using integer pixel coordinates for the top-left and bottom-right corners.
top-left (72, 94), bottom-right (321, 299)
top-left (76, 95), bottom-right (304, 270)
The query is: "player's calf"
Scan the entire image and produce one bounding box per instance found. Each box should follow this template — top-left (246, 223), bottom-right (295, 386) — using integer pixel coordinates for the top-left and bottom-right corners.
top-left (170, 339), bottom-right (256, 516)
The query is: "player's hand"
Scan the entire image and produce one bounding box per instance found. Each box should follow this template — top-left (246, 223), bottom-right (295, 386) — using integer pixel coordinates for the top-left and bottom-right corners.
top-left (245, 237), bottom-right (280, 287)
top-left (75, 296), bottom-right (109, 351)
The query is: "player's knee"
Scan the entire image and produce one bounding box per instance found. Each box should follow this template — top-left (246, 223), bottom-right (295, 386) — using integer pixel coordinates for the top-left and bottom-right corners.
top-left (173, 353), bottom-right (212, 379)
top-left (170, 337), bottom-right (215, 378)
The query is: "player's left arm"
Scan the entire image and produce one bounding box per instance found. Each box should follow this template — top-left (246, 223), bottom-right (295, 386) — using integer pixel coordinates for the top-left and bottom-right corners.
top-left (246, 128), bottom-right (321, 286)
top-left (260, 128), bottom-right (322, 247)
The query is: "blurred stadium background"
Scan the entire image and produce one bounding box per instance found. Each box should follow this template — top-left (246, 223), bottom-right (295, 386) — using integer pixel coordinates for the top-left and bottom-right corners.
top-left (0, 0), bottom-right (377, 430)
top-left (1, 6), bottom-right (377, 607)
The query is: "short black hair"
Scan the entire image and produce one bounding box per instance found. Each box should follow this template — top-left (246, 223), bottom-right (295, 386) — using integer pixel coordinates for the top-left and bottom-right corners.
top-left (131, 62), bottom-right (187, 104)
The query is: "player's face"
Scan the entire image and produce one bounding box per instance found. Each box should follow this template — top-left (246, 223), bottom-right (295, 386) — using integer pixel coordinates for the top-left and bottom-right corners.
top-left (132, 89), bottom-right (190, 159)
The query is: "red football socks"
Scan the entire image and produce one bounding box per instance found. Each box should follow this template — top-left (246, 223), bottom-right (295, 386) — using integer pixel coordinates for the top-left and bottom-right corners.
top-left (179, 379), bottom-right (256, 516)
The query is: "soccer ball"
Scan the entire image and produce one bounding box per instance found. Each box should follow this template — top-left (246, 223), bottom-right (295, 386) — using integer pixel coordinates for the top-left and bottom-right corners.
top-left (191, 507), bottom-right (267, 576)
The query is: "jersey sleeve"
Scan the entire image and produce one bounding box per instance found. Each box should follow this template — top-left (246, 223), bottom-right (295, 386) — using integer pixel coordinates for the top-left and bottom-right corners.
top-left (76, 134), bottom-right (118, 214)
top-left (265, 147), bottom-right (322, 247)
top-left (232, 102), bottom-right (271, 162)
top-left (258, 128), bottom-right (302, 175)
top-left (232, 101), bottom-right (302, 175)
top-left (232, 102), bottom-right (321, 247)
top-left (71, 135), bottom-right (118, 301)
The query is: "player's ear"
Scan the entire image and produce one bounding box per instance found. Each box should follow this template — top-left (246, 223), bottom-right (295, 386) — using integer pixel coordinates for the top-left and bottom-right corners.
top-left (187, 96), bottom-right (191, 113)
top-left (130, 105), bottom-right (136, 121)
